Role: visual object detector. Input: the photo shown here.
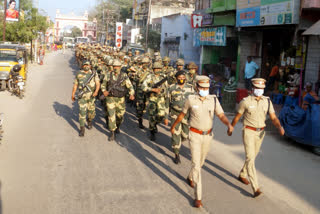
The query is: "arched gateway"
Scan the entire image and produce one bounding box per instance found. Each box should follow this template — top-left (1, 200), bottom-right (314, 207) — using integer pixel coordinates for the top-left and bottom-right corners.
top-left (54, 9), bottom-right (97, 41)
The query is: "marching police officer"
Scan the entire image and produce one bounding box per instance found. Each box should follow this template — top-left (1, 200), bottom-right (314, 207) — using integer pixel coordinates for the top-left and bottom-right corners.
top-left (229, 78), bottom-right (284, 198)
top-left (168, 70), bottom-right (194, 164)
top-left (171, 75), bottom-right (233, 208)
top-left (72, 61), bottom-right (101, 137)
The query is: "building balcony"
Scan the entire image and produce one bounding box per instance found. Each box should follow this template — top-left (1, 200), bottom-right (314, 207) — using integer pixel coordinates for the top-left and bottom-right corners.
top-left (206, 0), bottom-right (236, 13)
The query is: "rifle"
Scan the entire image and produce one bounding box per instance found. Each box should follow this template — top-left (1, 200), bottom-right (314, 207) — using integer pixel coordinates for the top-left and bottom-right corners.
top-left (99, 77), bottom-right (126, 100)
top-left (75, 71), bottom-right (96, 100)
top-left (152, 77), bottom-right (168, 89)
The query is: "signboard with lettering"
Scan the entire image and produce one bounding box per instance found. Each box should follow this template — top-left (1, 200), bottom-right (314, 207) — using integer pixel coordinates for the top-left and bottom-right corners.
top-left (115, 22), bottom-right (123, 48)
top-left (193, 26), bottom-right (226, 47)
top-left (236, 0), bottom-right (296, 27)
top-left (191, 14), bottom-right (213, 28)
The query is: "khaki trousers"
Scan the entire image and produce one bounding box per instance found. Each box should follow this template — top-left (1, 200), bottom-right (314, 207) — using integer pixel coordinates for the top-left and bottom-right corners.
top-left (188, 130), bottom-right (213, 200)
top-left (239, 128), bottom-right (265, 192)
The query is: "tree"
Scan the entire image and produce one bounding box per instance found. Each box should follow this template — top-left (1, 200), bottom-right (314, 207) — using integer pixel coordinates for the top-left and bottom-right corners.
top-left (71, 27), bottom-right (82, 38)
top-left (139, 28), bottom-right (161, 51)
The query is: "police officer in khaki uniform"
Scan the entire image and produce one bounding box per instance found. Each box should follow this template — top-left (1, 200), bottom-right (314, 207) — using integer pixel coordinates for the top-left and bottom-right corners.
top-left (171, 75), bottom-right (233, 208)
top-left (229, 78), bottom-right (285, 198)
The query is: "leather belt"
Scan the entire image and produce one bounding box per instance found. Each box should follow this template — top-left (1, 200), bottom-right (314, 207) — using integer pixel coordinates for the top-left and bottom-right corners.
top-left (245, 126), bottom-right (265, 131)
top-left (190, 127), bottom-right (212, 135)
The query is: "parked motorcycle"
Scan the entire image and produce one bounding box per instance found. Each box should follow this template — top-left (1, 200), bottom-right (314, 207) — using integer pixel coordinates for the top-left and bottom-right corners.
top-left (8, 64), bottom-right (24, 99)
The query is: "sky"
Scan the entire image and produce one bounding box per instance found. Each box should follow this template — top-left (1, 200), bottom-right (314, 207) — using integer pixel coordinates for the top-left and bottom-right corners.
top-left (39, 0), bottom-right (96, 21)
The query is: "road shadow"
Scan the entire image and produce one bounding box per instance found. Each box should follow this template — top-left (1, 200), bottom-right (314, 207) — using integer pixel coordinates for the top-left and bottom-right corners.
top-left (115, 122), bottom-right (194, 205)
top-left (53, 101), bottom-right (79, 133)
top-left (112, 107), bottom-right (252, 200)
top-left (123, 109), bottom-right (252, 195)
top-left (68, 54), bottom-right (79, 77)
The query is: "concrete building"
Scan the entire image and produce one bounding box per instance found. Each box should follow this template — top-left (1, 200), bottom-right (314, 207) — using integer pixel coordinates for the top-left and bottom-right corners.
top-left (160, 13), bottom-right (200, 65)
top-left (133, 0), bottom-right (195, 28)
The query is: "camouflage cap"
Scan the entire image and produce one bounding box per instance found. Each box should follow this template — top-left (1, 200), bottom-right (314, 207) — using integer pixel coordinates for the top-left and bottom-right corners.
top-left (187, 62), bottom-right (198, 69)
top-left (107, 59), bottom-right (114, 66)
top-left (153, 62), bottom-right (163, 69)
top-left (141, 57), bottom-right (150, 64)
top-left (82, 61), bottom-right (90, 66)
top-left (155, 56), bottom-right (162, 62)
top-left (118, 52), bottom-right (125, 57)
top-left (113, 59), bottom-right (122, 67)
top-left (162, 56), bottom-right (170, 62)
top-left (176, 58), bottom-right (185, 66)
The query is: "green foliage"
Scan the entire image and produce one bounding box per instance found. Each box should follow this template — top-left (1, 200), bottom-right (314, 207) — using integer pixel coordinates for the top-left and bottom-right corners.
top-left (0, 0), bottom-right (49, 42)
top-left (71, 27), bottom-right (83, 38)
top-left (139, 28), bottom-right (161, 51)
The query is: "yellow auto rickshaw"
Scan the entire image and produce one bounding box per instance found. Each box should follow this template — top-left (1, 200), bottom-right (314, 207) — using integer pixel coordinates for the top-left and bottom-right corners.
top-left (0, 44), bottom-right (28, 90)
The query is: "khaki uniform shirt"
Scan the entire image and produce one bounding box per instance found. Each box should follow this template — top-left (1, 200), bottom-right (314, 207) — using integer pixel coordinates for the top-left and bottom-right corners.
top-left (182, 94), bottom-right (224, 131)
top-left (237, 95), bottom-right (275, 128)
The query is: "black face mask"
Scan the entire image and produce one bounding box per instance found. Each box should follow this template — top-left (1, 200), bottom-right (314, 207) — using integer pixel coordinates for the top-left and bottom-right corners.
top-left (177, 79), bottom-right (185, 85)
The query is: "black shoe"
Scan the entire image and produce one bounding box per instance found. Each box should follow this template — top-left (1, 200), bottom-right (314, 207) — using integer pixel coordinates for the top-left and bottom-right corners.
top-left (115, 127), bottom-right (120, 134)
top-left (138, 118), bottom-right (144, 129)
top-left (150, 131), bottom-right (156, 141)
top-left (109, 131), bottom-right (115, 141)
top-left (87, 120), bottom-right (93, 130)
top-left (105, 117), bottom-right (109, 128)
top-left (79, 127), bottom-right (85, 137)
top-left (174, 154), bottom-right (181, 164)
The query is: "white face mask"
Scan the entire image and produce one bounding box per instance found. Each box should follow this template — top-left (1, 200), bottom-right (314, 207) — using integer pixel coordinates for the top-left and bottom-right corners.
top-left (199, 89), bottom-right (209, 97)
top-left (253, 88), bottom-right (264, 97)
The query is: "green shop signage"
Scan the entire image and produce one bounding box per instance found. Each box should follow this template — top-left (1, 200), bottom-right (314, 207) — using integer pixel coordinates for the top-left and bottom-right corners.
top-left (193, 27), bottom-right (226, 47)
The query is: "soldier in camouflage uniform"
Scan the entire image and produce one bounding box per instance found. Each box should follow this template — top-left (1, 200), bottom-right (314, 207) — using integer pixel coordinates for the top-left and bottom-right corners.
top-left (186, 62), bottom-right (198, 88)
top-left (72, 61), bottom-right (101, 137)
top-left (168, 70), bottom-right (195, 164)
top-left (167, 58), bottom-right (185, 85)
top-left (142, 62), bottom-right (169, 141)
top-left (135, 57), bottom-right (151, 129)
top-left (101, 59), bottom-right (135, 141)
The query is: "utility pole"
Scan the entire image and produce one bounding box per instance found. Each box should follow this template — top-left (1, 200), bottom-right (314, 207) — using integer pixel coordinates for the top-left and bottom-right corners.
top-left (145, 0), bottom-right (151, 50)
top-left (3, 0), bottom-right (7, 41)
top-left (106, 9), bottom-right (109, 45)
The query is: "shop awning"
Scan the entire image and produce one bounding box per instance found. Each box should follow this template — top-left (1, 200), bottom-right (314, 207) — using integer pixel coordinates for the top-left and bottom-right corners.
top-left (163, 37), bottom-right (180, 44)
top-left (303, 20), bottom-right (320, 36)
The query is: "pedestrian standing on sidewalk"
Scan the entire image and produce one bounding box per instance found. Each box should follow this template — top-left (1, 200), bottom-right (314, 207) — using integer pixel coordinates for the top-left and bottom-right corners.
top-left (229, 78), bottom-right (285, 198)
top-left (38, 46), bottom-right (45, 65)
top-left (171, 75), bottom-right (233, 208)
top-left (243, 56), bottom-right (259, 91)
top-left (63, 42), bottom-right (66, 54)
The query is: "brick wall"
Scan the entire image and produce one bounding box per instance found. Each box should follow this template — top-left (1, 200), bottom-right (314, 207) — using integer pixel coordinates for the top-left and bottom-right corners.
top-left (238, 32), bottom-right (263, 84)
top-left (305, 36), bottom-right (320, 85)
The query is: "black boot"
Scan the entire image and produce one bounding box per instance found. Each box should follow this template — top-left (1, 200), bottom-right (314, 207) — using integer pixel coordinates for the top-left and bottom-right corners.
top-left (138, 118), bottom-right (144, 129)
top-left (150, 130), bottom-right (156, 141)
top-left (115, 126), bottom-right (120, 134)
top-left (87, 119), bottom-right (93, 130)
top-left (174, 153), bottom-right (181, 164)
top-left (109, 131), bottom-right (115, 141)
top-left (79, 127), bottom-right (85, 137)
top-left (105, 117), bottom-right (109, 129)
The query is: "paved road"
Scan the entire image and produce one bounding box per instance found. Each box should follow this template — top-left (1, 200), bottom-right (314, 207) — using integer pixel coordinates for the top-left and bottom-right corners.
top-left (0, 50), bottom-right (319, 214)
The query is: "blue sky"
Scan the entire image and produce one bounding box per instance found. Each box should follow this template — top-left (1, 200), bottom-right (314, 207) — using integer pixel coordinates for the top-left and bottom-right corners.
top-left (39, 0), bottom-right (96, 21)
